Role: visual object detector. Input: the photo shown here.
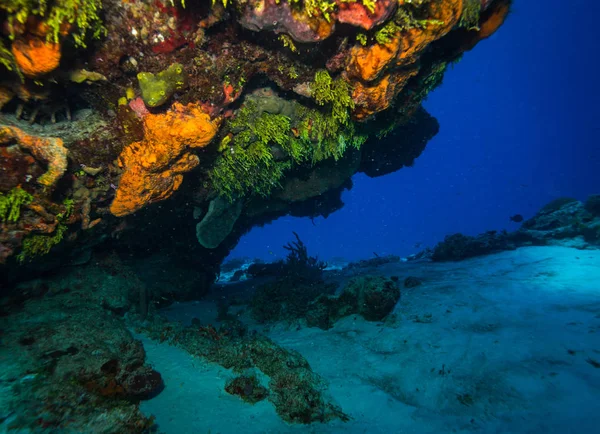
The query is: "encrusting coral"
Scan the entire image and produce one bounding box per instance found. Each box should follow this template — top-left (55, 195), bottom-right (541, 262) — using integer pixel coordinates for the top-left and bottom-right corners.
top-left (0, 125), bottom-right (67, 188)
top-left (110, 102), bottom-right (220, 217)
top-left (351, 68), bottom-right (419, 120)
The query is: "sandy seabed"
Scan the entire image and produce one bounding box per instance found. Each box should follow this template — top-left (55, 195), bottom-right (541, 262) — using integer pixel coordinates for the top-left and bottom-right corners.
top-left (140, 246), bottom-right (600, 434)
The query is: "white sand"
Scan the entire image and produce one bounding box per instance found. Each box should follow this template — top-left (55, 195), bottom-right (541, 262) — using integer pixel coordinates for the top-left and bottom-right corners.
top-left (140, 246), bottom-right (600, 434)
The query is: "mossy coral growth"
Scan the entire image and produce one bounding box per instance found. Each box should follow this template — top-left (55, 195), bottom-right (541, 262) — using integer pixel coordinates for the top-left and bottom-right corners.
top-left (311, 69), bottom-right (354, 126)
top-left (16, 198), bottom-right (73, 263)
top-left (1, 0), bottom-right (105, 47)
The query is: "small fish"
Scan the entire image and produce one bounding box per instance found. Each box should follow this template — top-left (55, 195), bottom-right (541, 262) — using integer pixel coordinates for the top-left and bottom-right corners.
top-left (509, 214), bottom-right (524, 223)
top-left (414, 242), bottom-right (422, 249)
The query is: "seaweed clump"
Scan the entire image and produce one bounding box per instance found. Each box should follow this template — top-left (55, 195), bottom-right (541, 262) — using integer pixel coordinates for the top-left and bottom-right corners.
top-left (250, 232), bottom-right (331, 323)
top-left (0, 186), bottom-right (32, 223)
top-left (17, 198), bottom-right (74, 263)
top-left (209, 100), bottom-right (296, 200)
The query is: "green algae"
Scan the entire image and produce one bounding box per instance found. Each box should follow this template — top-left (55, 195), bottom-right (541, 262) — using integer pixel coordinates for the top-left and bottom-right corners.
top-left (460, 0), bottom-right (481, 29)
top-left (311, 69), bottom-right (354, 126)
top-left (0, 187), bottom-right (32, 223)
top-left (1, 0), bottom-right (105, 47)
top-left (17, 223), bottom-right (68, 263)
top-left (210, 73), bottom-right (365, 200)
top-left (0, 40), bottom-right (15, 72)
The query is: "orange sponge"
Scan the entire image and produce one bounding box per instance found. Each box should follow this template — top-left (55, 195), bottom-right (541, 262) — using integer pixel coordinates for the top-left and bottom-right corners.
top-left (110, 102), bottom-right (220, 217)
top-left (11, 38), bottom-right (61, 78)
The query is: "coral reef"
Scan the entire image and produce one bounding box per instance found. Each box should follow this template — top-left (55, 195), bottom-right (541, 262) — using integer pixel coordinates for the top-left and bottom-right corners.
top-left (0, 263), bottom-right (159, 431)
top-left (225, 375), bottom-right (269, 403)
top-left (337, 275), bottom-right (401, 321)
top-left (248, 232), bottom-right (326, 281)
top-left (248, 235), bottom-right (400, 327)
top-left (249, 232), bottom-right (330, 323)
top-left (0, 3), bottom-right (517, 429)
top-left (431, 231), bottom-right (516, 261)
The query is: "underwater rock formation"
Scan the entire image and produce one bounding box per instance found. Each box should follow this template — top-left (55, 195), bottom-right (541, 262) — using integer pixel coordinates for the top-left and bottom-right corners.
top-left (0, 0), bottom-right (512, 287)
top-left (429, 195), bottom-right (600, 261)
top-left (0, 262), bottom-right (159, 431)
top-left (0, 3), bottom-right (548, 431)
top-left (431, 230), bottom-right (516, 261)
top-left (306, 275), bottom-right (401, 329)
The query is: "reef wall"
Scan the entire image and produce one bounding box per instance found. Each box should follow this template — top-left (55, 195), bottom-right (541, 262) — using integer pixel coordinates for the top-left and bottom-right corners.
top-left (0, 0), bottom-right (511, 292)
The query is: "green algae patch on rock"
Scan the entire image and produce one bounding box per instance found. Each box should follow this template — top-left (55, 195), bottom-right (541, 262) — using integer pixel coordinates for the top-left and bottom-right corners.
top-left (137, 63), bottom-right (187, 107)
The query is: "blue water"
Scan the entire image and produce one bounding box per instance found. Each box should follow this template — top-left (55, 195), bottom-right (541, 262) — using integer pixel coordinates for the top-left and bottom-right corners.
top-left (231, 0), bottom-right (600, 262)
